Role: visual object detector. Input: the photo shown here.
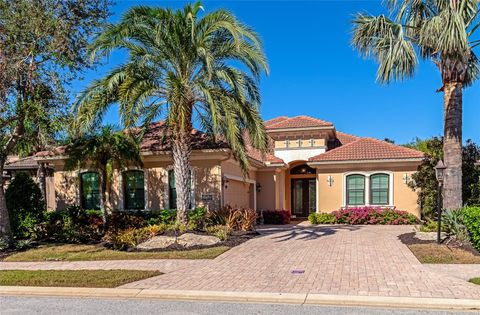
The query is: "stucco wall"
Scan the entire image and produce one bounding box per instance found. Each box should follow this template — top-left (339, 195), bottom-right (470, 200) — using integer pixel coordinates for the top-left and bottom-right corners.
top-left (223, 179), bottom-right (252, 208)
top-left (314, 162), bottom-right (420, 217)
top-left (49, 157), bottom-right (223, 211)
top-left (256, 171), bottom-right (276, 210)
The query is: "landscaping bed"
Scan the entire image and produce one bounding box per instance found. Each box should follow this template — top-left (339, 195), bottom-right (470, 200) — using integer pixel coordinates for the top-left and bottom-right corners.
top-left (0, 270), bottom-right (161, 287)
top-left (399, 232), bottom-right (480, 264)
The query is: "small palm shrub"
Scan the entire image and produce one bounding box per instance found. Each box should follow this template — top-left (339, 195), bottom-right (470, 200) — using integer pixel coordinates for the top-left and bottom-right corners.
top-left (442, 209), bottom-right (469, 243)
top-left (463, 207), bottom-right (480, 251)
top-left (205, 225), bottom-right (230, 241)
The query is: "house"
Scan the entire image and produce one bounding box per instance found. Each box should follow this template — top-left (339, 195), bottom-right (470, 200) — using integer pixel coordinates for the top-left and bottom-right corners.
top-left (36, 116), bottom-right (424, 217)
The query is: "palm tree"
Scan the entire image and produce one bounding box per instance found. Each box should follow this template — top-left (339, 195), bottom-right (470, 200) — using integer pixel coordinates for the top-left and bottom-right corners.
top-left (73, 3), bottom-right (269, 224)
top-left (352, 0), bottom-right (480, 209)
top-left (65, 126), bottom-right (143, 218)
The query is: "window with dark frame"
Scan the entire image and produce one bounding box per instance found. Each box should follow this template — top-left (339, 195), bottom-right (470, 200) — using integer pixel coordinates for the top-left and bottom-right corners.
top-left (123, 170), bottom-right (145, 210)
top-left (80, 172), bottom-right (101, 210)
top-left (168, 169), bottom-right (192, 210)
top-left (346, 174), bottom-right (365, 205)
top-left (370, 173), bottom-right (389, 205)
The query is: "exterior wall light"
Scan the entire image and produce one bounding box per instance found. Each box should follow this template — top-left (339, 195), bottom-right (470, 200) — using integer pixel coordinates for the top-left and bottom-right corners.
top-left (221, 175), bottom-right (229, 189)
top-left (256, 183), bottom-right (262, 193)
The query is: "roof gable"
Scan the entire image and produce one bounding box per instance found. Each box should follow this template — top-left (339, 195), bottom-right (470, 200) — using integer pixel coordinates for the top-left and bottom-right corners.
top-left (266, 115), bottom-right (333, 130)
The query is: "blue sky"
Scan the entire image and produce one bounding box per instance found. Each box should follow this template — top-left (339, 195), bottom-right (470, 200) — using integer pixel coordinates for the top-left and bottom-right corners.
top-left (73, 0), bottom-right (480, 145)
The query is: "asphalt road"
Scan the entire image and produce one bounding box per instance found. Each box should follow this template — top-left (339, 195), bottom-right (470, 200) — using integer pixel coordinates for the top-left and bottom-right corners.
top-left (1, 296), bottom-right (478, 315)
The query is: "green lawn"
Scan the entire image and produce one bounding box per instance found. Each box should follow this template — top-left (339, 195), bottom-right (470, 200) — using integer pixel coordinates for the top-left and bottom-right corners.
top-left (0, 270), bottom-right (161, 288)
top-left (3, 244), bottom-right (230, 262)
top-left (469, 278), bottom-right (480, 285)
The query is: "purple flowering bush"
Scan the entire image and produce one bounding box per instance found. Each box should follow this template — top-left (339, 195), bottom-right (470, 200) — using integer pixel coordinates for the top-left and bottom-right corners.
top-left (332, 207), bottom-right (418, 225)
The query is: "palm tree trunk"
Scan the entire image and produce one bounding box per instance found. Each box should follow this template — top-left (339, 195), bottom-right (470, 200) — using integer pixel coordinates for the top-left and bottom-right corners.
top-left (0, 162), bottom-right (12, 242)
top-left (443, 81), bottom-right (463, 210)
top-left (172, 129), bottom-right (192, 225)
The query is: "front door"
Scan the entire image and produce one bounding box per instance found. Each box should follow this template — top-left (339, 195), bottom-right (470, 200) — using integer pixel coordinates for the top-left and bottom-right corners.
top-left (291, 179), bottom-right (316, 217)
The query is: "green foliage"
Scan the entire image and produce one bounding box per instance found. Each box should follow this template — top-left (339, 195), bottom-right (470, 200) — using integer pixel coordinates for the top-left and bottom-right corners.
top-left (442, 209), bottom-right (469, 242)
top-left (106, 227), bottom-right (149, 251)
top-left (352, 1), bottom-right (480, 85)
top-left (419, 220), bottom-right (442, 232)
top-left (187, 207), bottom-right (207, 230)
top-left (205, 225), bottom-right (230, 241)
top-left (463, 206), bottom-right (480, 251)
top-left (5, 173), bottom-right (45, 239)
top-left (308, 213), bottom-right (337, 224)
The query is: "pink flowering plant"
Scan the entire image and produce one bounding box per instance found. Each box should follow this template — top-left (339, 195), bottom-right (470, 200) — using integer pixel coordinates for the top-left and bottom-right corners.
top-left (332, 207), bottom-right (418, 225)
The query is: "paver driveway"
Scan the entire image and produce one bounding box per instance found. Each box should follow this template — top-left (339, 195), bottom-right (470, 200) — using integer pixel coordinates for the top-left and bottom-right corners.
top-left (122, 224), bottom-right (480, 299)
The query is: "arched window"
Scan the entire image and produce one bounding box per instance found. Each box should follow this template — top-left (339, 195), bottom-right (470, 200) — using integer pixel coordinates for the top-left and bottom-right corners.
top-left (123, 170), bottom-right (145, 210)
top-left (346, 174), bottom-right (365, 205)
top-left (168, 169), bottom-right (193, 210)
top-left (370, 173), bottom-right (389, 205)
top-left (80, 172), bottom-right (100, 209)
top-left (290, 164), bottom-right (316, 175)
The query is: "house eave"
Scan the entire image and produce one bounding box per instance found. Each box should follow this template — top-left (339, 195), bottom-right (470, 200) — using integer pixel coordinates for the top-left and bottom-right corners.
top-left (308, 158), bottom-right (423, 166)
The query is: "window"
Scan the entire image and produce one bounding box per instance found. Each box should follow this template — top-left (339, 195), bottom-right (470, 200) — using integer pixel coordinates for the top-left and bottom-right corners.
top-left (168, 169), bottom-right (193, 209)
top-left (123, 170), bottom-right (145, 210)
top-left (290, 164), bottom-right (316, 175)
top-left (80, 172), bottom-right (101, 210)
top-left (346, 175), bottom-right (365, 205)
top-left (370, 174), bottom-right (389, 205)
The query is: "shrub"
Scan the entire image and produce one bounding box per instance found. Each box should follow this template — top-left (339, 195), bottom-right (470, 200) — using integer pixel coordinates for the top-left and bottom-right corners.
top-left (5, 172), bottom-right (45, 239)
top-left (105, 212), bottom-right (145, 232)
top-left (238, 208), bottom-right (257, 231)
top-left (463, 207), bottom-right (480, 251)
top-left (332, 207), bottom-right (418, 225)
top-left (206, 206), bottom-right (232, 226)
top-left (0, 237), bottom-right (9, 251)
top-left (442, 209), bottom-right (469, 243)
top-left (308, 213), bottom-right (336, 224)
top-left (105, 227), bottom-right (149, 250)
top-left (205, 225), bottom-right (230, 241)
top-left (187, 207), bottom-right (207, 230)
top-left (262, 210), bottom-right (290, 225)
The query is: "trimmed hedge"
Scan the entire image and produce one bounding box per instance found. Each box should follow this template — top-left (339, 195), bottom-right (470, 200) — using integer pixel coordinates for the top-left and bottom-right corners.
top-left (262, 210), bottom-right (290, 225)
top-left (308, 213), bottom-right (336, 224)
top-left (333, 207), bottom-right (418, 225)
top-left (463, 207), bottom-right (480, 251)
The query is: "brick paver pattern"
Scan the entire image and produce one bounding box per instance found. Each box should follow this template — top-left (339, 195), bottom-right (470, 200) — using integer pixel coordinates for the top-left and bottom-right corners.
top-left (2, 224), bottom-right (480, 299)
top-left (122, 225), bottom-right (480, 299)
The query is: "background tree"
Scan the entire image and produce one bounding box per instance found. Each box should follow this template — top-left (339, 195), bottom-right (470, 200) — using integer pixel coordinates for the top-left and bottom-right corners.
top-left (65, 126), bottom-right (143, 218)
top-left (352, 0), bottom-right (480, 210)
top-left (406, 137), bottom-right (480, 219)
top-left (0, 0), bottom-right (110, 242)
top-left (73, 3), bottom-right (269, 225)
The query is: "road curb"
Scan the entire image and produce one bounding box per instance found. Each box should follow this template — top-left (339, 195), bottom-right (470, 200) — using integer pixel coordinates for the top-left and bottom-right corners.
top-left (1, 286), bottom-right (480, 310)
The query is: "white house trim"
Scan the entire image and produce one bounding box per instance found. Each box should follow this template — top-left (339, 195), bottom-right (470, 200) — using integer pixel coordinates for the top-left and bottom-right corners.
top-left (341, 171), bottom-right (394, 207)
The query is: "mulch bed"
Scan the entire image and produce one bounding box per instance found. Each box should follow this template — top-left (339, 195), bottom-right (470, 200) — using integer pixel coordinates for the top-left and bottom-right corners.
top-left (398, 232), bottom-right (480, 255)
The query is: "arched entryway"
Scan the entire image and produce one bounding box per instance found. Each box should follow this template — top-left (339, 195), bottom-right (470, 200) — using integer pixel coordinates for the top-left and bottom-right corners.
top-left (286, 162), bottom-right (317, 217)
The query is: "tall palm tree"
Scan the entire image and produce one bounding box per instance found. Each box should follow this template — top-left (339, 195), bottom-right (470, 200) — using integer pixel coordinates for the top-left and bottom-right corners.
top-left (352, 0), bottom-right (480, 209)
top-left (65, 126), bottom-right (143, 218)
top-left (73, 3), bottom-right (269, 224)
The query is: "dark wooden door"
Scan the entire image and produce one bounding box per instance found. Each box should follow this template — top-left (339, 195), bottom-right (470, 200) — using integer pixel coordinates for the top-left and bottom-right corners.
top-left (291, 179), bottom-right (316, 216)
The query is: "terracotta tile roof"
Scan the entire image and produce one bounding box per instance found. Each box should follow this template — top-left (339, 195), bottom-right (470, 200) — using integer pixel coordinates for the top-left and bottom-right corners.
top-left (243, 131), bottom-right (284, 165)
top-left (264, 116), bottom-right (288, 127)
top-left (138, 121), bottom-right (229, 152)
top-left (4, 156), bottom-right (38, 170)
top-left (266, 115), bottom-right (333, 129)
top-left (309, 137), bottom-right (424, 162)
top-left (328, 131), bottom-right (360, 150)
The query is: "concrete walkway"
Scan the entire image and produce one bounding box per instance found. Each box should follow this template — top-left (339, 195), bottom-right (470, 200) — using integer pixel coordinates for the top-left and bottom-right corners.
top-left (2, 224), bottom-right (480, 300)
